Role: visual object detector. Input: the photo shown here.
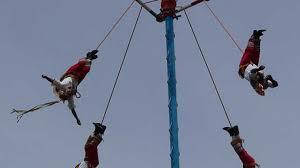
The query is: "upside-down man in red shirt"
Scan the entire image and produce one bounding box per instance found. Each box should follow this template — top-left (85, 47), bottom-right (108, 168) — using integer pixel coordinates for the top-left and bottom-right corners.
top-left (75, 123), bottom-right (106, 168)
top-left (239, 30), bottom-right (278, 96)
top-left (223, 126), bottom-right (260, 168)
top-left (42, 50), bottom-right (98, 125)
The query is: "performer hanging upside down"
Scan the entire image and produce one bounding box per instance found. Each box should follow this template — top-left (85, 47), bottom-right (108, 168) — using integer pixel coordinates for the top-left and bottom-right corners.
top-left (239, 30), bottom-right (278, 96)
top-left (42, 50), bottom-right (98, 125)
top-left (75, 123), bottom-right (106, 168)
top-left (223, 126), bottom-right (260, 168)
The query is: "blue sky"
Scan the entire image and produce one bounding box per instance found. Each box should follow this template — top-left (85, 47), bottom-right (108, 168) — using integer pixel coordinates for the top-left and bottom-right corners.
top-left (1, 0), bottom-right (299, 167)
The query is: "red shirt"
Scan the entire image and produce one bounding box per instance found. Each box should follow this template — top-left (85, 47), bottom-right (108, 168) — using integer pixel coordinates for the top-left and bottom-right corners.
top-left (84, 135), bottom-right (102, 168)
top-left (64, 58), bottom-right (91, 84)
top-left (238, 149), bottom-right (256, 166)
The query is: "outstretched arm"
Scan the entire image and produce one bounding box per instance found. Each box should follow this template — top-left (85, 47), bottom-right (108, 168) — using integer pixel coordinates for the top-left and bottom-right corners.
top-left (42, 75), bottom-right (54, 83)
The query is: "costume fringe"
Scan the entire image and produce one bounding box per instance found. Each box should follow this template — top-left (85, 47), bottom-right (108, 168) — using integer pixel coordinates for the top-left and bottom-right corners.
top-left (11, 100), bottom-right (61, 123)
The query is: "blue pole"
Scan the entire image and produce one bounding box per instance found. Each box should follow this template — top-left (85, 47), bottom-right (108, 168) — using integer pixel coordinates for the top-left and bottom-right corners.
top-left (165, 16), bottom-right (180, 168)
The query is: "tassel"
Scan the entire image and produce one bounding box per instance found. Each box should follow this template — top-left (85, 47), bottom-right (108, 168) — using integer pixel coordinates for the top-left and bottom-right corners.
top-left (11, 100), bottom-right (61, 123)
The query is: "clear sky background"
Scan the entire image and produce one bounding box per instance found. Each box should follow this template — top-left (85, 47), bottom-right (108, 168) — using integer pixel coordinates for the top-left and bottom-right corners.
top-left (1, 0), bottom-right (299, 167)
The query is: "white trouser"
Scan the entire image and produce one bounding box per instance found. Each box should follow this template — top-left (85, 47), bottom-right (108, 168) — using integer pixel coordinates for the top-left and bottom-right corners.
top-left (77, 161), bottom-right (88, 168)
top-left (77, 161), bottom-right (99, 168)
top-left (244, 64), bottom-right (275, 89)
top-left (244, 64), bottom-right (262, 82)
top-left (52, 77), bottom-right (78, 110)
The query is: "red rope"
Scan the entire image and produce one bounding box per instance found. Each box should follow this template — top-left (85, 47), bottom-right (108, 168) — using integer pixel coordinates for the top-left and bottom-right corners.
top-left (204, 2), bottom-right (243, 53)
top-left (96, 0), bottom-right (135, 50)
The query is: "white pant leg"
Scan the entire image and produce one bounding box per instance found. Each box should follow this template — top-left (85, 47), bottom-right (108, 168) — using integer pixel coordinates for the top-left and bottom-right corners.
top-left (60, 77), bottom-right (76, 86)
top-left (267, 80), bottom-right (274, 88)
top-left (53, 77), bottom-right (78, 101)
top-left (52, 77), bottom-right (73, 94)
top-left (61, 77), bottom-right (78, 90)
top-left (244, 64), bottom-right (260, 81)
top-left (62, 77), bottom-right (77, 109)
top-left (77, 161), bottom-right (99, 168)
top-left (77, 161), bottom-right (88, 168)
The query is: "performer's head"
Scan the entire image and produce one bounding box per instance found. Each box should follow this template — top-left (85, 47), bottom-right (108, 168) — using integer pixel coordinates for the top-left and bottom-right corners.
top-left (254, 83), bottom-right (265, 96)
top-left (57, 87), bottom-right (74, 100)
top-left (65, 86), bottom-right (74, 96)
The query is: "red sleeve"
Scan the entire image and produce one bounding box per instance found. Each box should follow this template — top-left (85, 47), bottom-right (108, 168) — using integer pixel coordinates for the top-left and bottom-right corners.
top-left (237, 149), bottom-right (256, 165)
